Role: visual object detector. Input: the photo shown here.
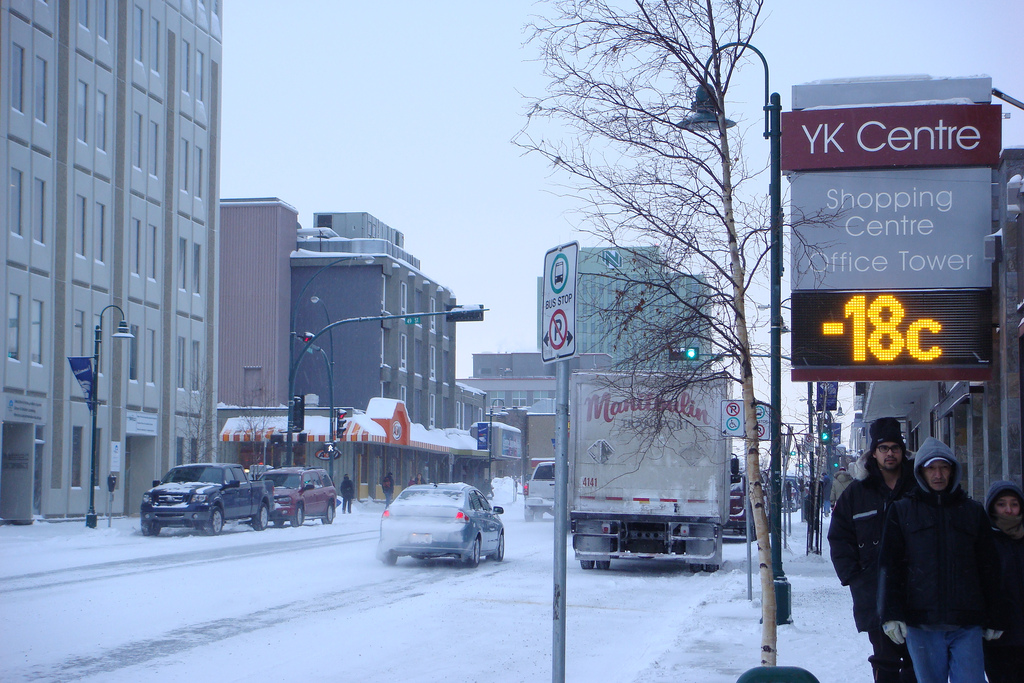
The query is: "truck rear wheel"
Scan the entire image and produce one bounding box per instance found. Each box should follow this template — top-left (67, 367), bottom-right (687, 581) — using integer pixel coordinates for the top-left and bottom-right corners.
top-left (525, 507), bottom-right (535, 522)
top-left (596, 560), bottom-right (611, 570)
top-left (580, 560), bottom-right (595, 570)
top-left (250, 503), bottom-right (269, 531)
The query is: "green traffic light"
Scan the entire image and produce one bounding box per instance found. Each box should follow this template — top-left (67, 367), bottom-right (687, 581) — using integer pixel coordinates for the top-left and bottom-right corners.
top-left (684, 346), bottom-right (699, 361)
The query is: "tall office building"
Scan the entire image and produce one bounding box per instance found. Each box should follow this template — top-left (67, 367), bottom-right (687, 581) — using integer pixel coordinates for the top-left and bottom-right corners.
top-left (2, 0), bottom-right (222, 520)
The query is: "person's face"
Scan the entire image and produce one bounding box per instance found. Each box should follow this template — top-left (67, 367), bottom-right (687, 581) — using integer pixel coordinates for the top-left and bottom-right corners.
top-left (923, 460), bottom-right (952, 492)
top-left (994, 494), bottom-right (1021, 518)
top-left (873, 442), bottom-right (903, 471)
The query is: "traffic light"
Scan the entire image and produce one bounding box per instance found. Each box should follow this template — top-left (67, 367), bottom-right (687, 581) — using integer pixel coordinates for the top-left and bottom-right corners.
top-left (669, 345), bottom-right (699, 361)
top-left (336, 409), bottom-right (348, 438)
top-left (445, 305), bottom-right (485, 322)
top-left (819, 427), bottom-right (831, 444)
top-left (289, 394), bottom-right (305, 432)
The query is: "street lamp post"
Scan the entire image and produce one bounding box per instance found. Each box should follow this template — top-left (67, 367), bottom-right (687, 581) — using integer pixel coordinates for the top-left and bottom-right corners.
top-left (678, 42), bottom-right (790, 624)
top-left (86, 305), bottom-right (133, 529)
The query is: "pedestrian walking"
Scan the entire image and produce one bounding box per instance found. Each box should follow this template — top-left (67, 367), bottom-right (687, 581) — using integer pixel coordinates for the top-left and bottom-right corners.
top-left (983, 480), bottom-right (1024, 683)
top-left (381, 471), bottom-right (394, 507)
top-left (828, 416), bottom-right (917, 683)
top-left (878, 437), bottom-right (1004, 683)
top-left (829, 466), bottom-right (853, 512)
top-left (339, 474), bottom-right (355, 514)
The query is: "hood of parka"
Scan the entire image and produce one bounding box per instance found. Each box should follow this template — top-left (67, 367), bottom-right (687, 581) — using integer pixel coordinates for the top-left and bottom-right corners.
top-left (985, 480), bottom-right (1024, 516)
top-left (911, 437), bottom-right (963, 501)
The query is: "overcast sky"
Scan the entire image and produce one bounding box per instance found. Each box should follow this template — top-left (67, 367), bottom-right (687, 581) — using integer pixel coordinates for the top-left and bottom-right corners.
top-left (219, 0), bottom-right (1023, 424)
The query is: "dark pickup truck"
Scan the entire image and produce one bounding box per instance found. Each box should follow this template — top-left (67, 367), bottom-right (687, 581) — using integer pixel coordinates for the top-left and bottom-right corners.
top-left (140, 463), bottom-right (274, 536)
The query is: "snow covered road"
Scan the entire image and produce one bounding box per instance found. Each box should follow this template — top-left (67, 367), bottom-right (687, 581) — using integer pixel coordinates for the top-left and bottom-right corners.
top-left (0, 491), bottom-right (867, 682)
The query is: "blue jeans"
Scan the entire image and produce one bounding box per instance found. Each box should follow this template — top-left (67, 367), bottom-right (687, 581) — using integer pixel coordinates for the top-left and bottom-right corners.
top-left (905, 625), bottom-right (985, 683)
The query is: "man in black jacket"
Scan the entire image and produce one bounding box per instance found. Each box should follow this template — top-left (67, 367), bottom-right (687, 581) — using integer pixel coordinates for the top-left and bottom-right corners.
top-left (878, 437), bottom-right (1003, 683)
top-left (829, 416), bottom-right (916, 682)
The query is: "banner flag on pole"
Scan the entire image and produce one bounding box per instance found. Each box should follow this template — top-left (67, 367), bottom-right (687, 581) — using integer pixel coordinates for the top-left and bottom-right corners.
top-left (68, 356), bottom-right (95, 409)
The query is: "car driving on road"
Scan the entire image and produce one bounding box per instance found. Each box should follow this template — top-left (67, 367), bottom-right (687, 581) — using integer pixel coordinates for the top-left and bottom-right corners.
top-left (376, 483), bottom-right (505, 568)
top-left (524, 460), bottom-right (555, 521)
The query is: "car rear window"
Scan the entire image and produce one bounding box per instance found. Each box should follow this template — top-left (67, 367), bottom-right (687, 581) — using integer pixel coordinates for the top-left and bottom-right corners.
top-left (533, 464), bottom-right (554, 480)
top-left (394, 489), bottom-right (464, 506)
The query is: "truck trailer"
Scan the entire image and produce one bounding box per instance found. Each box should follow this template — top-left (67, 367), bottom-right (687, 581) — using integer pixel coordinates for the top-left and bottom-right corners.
top-left (570, 373), bottom-right (729, 571)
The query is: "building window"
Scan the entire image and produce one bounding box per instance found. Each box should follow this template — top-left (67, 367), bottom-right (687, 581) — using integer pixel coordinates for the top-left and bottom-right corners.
top-left (93, 201), bottom-right (105, 262)
top-left (429, 345), bottom-right (436, 380)
top-left (8, 294), bottom-right (21, 360)
top-left (149, 224), bottom-right (158, 280)
top-left (176, 336), bottom-right (185, 388)
top-left (195, 50), bottom-right (204, 102)
top-left (11, 44), bottom-right (24, 113)
top-left (195, 146), bottom-right (203, 197)
top-left (9, 168), bottom-right (23, 236)
top-left (78, 0), bottom-right (88, 27)
top-left (74, 309), bottom-right (85, 356)
top-left (191, 340), bottom-right (200, 390)
top-left (511, 391), bottom-right (528, 408)
top-left (75, 195), bottom-right (87, 256)
top-left (97, 0), bottom-right (107, 40)
top-left (30, 299), bottom-right (42, 365)
top-left (131, 218), bottom-right (141, 274)
top-left (178, 237), bottom-right (187, 289)
top-left (132, 112), bottom-right (143, 169)
top-left (400, 385), bottom-right (407, 404)
top-left (146, 328), bottom-right (156, 383)
top-left (149, 121), bottom-right (159, 176)
top-left (400, 281), bottom-right (408, 314)
top-left (175, 436), bottom-right (184, 466)
top-left (33, 178), bottom-right (45, 244)
top-left (430, 297), bottom-right (436, 332)
top-left (71, 426), bottom-right (83, 488)
top-left (76, 80), bottom-right (88, 142)
top-left (133, 5), bottom-right (144, 61)
top-left (150, 17), bottom-right (160, 73)
top-left (95, 90), bottom-right (107, 151)
top-left (400, 333), bottom-right (407, 370)
top-left (455, 400), bottom-right (462, 429)
top-left (429, 394), bottom-right (436, 428)
top-left (179, 138), bottom-right (189, 192)
top-left (146, 327), bottom-right (155, 382)
top-left (181, 39), bottom-right (190, 94)
top-left (128, 324), bottom-right (138, 380)
top-left (192, 243), bottom-right (201, 294)
top-left (34, 56), bottom-right (46, 123)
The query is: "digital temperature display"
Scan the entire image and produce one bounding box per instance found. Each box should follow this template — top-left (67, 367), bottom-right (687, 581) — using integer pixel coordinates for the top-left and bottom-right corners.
top-left (791, 289), bottom-right (992, 381)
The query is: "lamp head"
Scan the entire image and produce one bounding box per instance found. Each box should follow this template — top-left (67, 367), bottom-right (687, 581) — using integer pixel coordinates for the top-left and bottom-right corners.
top-left (112, 319), bottom-right (134, 339)
top-left (676, 84), bottom-right (736, 132)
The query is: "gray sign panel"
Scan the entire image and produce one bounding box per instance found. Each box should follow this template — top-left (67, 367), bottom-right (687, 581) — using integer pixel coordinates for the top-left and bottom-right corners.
top-left (790, 167), bottom-right (992, 290)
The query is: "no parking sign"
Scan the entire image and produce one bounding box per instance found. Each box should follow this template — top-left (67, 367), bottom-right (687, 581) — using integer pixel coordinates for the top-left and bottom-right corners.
top-left (721, 399), bottom-right (770, 440)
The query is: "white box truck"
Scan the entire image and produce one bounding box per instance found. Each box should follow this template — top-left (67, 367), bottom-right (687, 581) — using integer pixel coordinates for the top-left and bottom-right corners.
top-left (570, 373), bottom-right (729, 571)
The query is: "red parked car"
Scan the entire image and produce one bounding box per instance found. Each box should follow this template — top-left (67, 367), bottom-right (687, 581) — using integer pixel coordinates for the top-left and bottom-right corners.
top-left (259, 467), bottom-right (337, 527)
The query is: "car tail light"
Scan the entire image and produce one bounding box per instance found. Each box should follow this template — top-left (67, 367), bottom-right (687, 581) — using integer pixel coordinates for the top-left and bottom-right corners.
top-left (382, 509), bottom-right (391, 519)
top-left (455, 511), bottom-right (468, 523)
top-left (523, 482), bottom-right (529, 496)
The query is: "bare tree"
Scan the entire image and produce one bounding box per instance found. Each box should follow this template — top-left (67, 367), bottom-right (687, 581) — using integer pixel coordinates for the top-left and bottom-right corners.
top-left (237, 386), bottom-right (275, 467)
top-left (519, 0), bottom-right (782, 663)
top-left (181, 366), bottom-right (217, 463)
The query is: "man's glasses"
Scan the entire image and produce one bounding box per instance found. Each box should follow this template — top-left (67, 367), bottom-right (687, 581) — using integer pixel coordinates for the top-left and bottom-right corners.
top-left (876, 444), bottom-right (902, 454)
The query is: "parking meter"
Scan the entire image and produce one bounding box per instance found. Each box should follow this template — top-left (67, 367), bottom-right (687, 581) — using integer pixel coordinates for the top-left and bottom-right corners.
top-left (107, 473), bottom-right (118, 492)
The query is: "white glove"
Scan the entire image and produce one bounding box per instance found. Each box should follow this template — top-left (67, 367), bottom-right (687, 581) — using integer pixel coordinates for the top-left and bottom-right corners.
top-left (984, 629), bottom-right (1004, 641)
top-left (882, 620), bottom-right (908, 644)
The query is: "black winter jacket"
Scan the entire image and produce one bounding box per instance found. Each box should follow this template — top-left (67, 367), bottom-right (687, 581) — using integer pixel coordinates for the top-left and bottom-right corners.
top-left (340, 478), bottom-right (355, 499)
top-left (828, 451), bottom-right (916, 631)
top-left (878, 445), bottom-right (1003, 630)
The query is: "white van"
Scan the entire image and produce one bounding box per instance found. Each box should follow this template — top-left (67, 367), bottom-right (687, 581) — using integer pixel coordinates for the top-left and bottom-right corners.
top-left (524, 460), bottom-right (556, 521)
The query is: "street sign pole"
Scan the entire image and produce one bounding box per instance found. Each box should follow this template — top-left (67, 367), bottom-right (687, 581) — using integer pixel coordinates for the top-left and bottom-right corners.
top-left (542, 241), bottom-right (578, 683)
